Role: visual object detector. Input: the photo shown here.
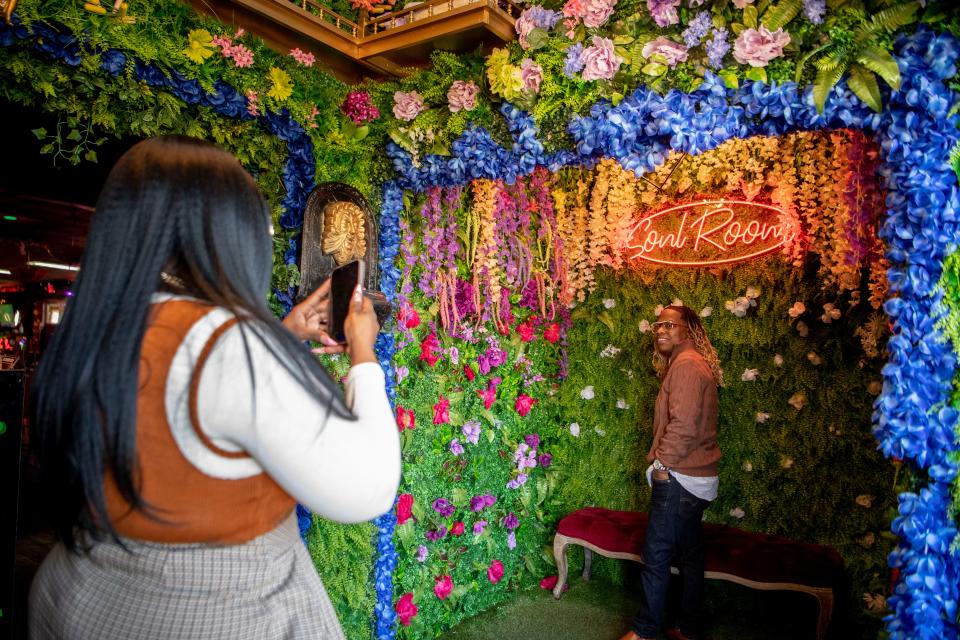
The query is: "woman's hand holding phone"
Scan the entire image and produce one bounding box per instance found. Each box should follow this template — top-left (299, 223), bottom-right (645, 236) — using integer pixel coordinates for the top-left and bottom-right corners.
top-left (342, 284), bottom-right (379, 365)
top-left (283, 277), bottom-right (379, 365)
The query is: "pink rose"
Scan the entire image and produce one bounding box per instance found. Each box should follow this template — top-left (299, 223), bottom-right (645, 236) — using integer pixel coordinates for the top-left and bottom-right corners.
top-left (581, 0), bottom-right (616, 28)
top-left (447, 80), bottom-right (479, 113)
top-left (641, 36), bottom-right (689, 68)
top-left (520, 59), bottom-right (543, 94)
top-left (732, 0), bottom-right (754, 7)
top-left (515, 393), bottom-right (538, 417)
top-left (433, 395), bottom-right (450, 425)
top-left (488, 559), bottom-right (505, 584)
top-left (733, 26), bottom-right (791, 68)
top-left (393, 90), bottom-right (425, 121)
top-left (580, 36), bottom-right (622, 81)
top-left (543, 323), bottom-right (561, 343)
top-left (398, 302), bottom-right (421, 329)
top-left (395, 592), bottom-right (418, 626)
top-left (516, 321), bottom-right (536, 342)
top-left (479, 384), bottom-right (497, 410)
top-left (397, 493), bottom-right (414, 524)
top-left (434, 575), bottom-right (454, 600)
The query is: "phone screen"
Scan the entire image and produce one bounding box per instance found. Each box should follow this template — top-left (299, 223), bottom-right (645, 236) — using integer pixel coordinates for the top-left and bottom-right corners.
top-left (329, 260), bottom-right (364, 343)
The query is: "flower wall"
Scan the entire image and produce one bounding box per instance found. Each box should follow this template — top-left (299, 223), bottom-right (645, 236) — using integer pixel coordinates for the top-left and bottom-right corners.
top-left (386, 130), bottom-right (902, 636)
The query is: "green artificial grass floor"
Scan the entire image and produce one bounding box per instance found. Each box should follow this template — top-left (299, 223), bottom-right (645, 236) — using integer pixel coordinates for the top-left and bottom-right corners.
top-left (445, 569), bottom-right (882, 640)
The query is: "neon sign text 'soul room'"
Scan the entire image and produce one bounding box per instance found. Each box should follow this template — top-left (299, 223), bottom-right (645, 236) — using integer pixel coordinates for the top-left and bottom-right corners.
top-left (626, 199), bottom-right (797, 267)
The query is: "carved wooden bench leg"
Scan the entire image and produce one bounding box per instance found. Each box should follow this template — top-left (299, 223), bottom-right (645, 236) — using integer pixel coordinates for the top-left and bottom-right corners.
top-left (813, 588), bottom-right (833, 640)
top-left (553, 533), bottom-right (570, 600)
top-left (582, 547), bottom-right (593, 581)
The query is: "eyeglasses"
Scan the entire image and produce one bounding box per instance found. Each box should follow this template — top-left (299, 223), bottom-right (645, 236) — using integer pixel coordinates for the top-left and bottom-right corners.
top-left (652, 321), bottom-right (687, 331)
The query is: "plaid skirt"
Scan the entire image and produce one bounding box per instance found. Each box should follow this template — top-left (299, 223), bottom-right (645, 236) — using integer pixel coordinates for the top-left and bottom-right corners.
top-left (29, 512), bottom-right (346, 640)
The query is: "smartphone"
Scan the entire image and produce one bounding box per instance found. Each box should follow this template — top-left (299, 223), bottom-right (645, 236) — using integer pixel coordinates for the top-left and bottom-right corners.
top-left (329, 259), bottom-right (365, 344)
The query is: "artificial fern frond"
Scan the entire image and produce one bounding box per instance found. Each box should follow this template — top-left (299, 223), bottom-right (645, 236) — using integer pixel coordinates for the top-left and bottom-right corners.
top-left (847, 63), bottom-right (883, 112)
top-left (950, 141), bottom-right (960, 181)
top-left (856, 46), bottom-right (901, 90)
top-left (814, 51), bottom-right (848, 71)
top-left (814, 62), bottom-right (848, 113)
top-left (794, 41), bottom-right (836, 83)
top-left (854, 2), bottom-right (920, 43)
top-left (761, 0), bottom-right (803, 31)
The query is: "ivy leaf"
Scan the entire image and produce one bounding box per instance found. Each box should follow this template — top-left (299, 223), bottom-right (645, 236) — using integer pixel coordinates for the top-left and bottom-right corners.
top-left (66, 129), bottom-right (82, 142)
top-left (31, 128), bottom-right (47, 139)
top-left (39, 143), bottom-right (54, 154)
top-left (526, 28), bottom-right (549, 50)
top-left (847, 64), bottom-right (883, 113)
top-left (744, 67), bottom-right (768, 83)
top-left (641, 62), bottom-right (668, 77)
top-left (84, 150), bottom-right (98, 163)
top-left (742, 5), bottom-right (759, 29)
top-left (718, 69), bottom-right (740, 89)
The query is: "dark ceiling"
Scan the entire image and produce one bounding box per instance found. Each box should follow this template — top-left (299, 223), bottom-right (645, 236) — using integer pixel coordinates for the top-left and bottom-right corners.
top-left (0, 102), bottom-right (138, 290)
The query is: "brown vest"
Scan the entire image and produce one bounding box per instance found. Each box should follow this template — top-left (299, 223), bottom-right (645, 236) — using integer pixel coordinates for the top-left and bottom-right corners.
top-left (103, 300), bottom-right (295, 544)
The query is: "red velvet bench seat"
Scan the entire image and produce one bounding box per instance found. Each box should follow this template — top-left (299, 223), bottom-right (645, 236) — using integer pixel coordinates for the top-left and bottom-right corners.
top-left (552, 507), bottom-right (844, 640)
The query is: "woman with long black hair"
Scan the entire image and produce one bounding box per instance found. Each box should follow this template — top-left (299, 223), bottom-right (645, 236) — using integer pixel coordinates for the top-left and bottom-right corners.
top-left (28, 136), bottom-right (400, 639)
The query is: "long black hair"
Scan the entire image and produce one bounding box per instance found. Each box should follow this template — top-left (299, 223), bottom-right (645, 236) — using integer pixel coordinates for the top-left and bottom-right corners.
top-left (31, 136), bottom-right (353, 549)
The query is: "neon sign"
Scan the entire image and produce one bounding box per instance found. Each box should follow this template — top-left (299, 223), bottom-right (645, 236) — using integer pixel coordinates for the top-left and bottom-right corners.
top-left (625, 199), bottom-right (796, 267)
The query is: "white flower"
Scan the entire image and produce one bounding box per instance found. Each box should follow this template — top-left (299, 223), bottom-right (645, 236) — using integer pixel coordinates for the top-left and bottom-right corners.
top-left (755, 412), bottom-right (769, 423)
top-left (626, 369), bottom-right (635, 380)
top-left (654, 304), bottom-right (664, 316)
top-left (855, 494), bottom-right (874, 508)
top-left (580, 386), bottom-right (595, 400)
top-left (671, 298), bottom-right (684, 308)
top-left (821, 303), bottom-right (841, 323)
top-left (638, 319), bottom-right (651, 333)
top-left (742, 461), bottom-right (753, 472)
top-left (603, 298), bottom-right (616, 309)
top-left (780, 455), bottom-right (794, 469)
top-left (745, 286), bottom-right (761, 299)
top-left (569, 422), bottom-right (580, 437)
top-left (796, 321), bottom-right (809, 337)
top-left (867, 380), bottom-right (882, 395)
top-left (616, 398), bottom-right (630, 409)
top-left (600, 344), bottom-right (622, 358)
top-left (725, 296), bottom-right (753, 318)
top-left (741, 368), bottom-right (759, 382)
top-left (807, 352), bottom-right (822, 365)
top-left (594, 426), bottom-right (606, 436)
top-left (788, 301), bottom-right (806, 318)
top-left (700, 306), bottom-right (713, 317)
top-left (863, 592), bottom-right (887, 613)
top-left (729, 507), bottom-right (746, 519)
top-left (773, 354), bottom-right (784, 367)
top-left (788, 392), bottom-right (807, 410)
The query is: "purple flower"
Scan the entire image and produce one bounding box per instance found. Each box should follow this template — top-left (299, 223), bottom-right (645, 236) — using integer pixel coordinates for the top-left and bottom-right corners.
top-left (484, 493), bottom-right (497, 507)
top-left (450, 439), bottom-right (465, 456)
top-left (463, 420), bottom-right (481, 444)
top-left (525, 433), bottom-right (541, 449)
top-left (506, 473), bottom-right (529, 489)
top-left (733, 26), bottom-right (791, 67)
top-left (507, 531), bottom-right (517, 549)
top-left (432, 498), bottom-right (456, 518)
top-left (455, 279), bottom-right (476, 316)
top-left (473, 520), bottom-right (488, 534)
top-left (521, 59), bottom-right (544, 94)
top-left (682, 11), bottom-right (712, 48)
top-left (395, 365), bottom-right (409, 382)
top-left (503, 513), bottom-right (520, 529)
top-left (563, 44), bottom-right (586, 78)
top-left (646, 0), bottom-right (680, 27)
top-left (471, 495), bottom-right (487, 511)
top-left (487, 345), bottom-right (507, 368)
top-left (538, 453), bottom-right (553, 468)
top-left (581, 36), bottom-right (623, 81)
top-left (340, 90), bottom-right (380, 124)
top-left (803, 0), bottom-right (825, 24)
top-left (448, 347), bottom-right (459, 365)
top-left (705, 28), bottom-right (730, 69)
top-left (642, 37), bottom-right (689, 68)
top-left (426, 526), bottom-right (448, 541)
top-left (416, 545), bottom-right (429, 561)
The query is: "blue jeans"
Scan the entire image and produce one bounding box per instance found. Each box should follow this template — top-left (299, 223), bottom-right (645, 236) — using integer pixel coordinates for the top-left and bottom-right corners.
top-left (632, 475), bottom-right (709, 639)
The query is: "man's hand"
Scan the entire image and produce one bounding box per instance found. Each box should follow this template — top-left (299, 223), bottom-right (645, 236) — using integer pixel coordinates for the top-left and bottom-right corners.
top-left (653, 470), bottom-right (670, 481)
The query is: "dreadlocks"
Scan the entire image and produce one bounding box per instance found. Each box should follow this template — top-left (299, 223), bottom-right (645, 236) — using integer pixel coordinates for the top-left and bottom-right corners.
top-left (651, 305), bottom-right (725, 387)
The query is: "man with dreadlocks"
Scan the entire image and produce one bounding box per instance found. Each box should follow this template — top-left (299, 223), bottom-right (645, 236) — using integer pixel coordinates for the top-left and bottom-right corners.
top-left (620, 304), bottom-right (723, 640)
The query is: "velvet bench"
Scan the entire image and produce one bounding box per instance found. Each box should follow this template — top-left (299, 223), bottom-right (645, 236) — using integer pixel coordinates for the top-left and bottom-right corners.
top-left (552, 507), bottom-right (844, 640)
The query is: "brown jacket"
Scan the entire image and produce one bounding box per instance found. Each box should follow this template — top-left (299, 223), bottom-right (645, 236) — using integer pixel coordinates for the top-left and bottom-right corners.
top-left (646, 340), bottom-right (721, 476)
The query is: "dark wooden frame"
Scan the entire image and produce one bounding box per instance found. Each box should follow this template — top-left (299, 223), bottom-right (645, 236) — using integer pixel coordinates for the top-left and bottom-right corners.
top-left (297, 182), bottom-right (379, 301)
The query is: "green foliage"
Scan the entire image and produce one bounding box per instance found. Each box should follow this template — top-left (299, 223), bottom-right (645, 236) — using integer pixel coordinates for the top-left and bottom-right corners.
top-left (547, 262), bottom-right (898, 609)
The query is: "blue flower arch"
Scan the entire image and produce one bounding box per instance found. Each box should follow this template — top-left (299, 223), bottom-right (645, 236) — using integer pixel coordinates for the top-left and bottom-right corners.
top-left (381, 29), bottom-right (960, 639)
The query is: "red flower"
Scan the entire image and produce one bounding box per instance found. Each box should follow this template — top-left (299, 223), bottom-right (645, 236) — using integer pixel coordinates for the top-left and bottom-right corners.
top-left (420, 333), bottom-right (440, 367)
top-left (397, 493), bottom-right (414, 525)
top-left (479, 384), bottom-right (497, 410)
top-left (398, 303), bottom-right (421, 329)
top-left (395, 592), bottom-right (418, 626)
top-left (450, 521), bottom-right (465, 536)
top-left (433, 395), bottom-right (450, 425)
top-left (540, 575), bottom-right (568, 592)
top-left (543, 323), bottom-right (561, 343)
top-left (434, 575), bottom-right (454, 600)
top-left (515, 393), bottom-right (538, 417)
top-left (487, 559), bottom-right (505, 584)
top-left (396, 406), bottom-right (416, 432)
top-left (463, 364), bottom-right (476, 381)
top-left (516, 320), bottom-right (535, 342)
